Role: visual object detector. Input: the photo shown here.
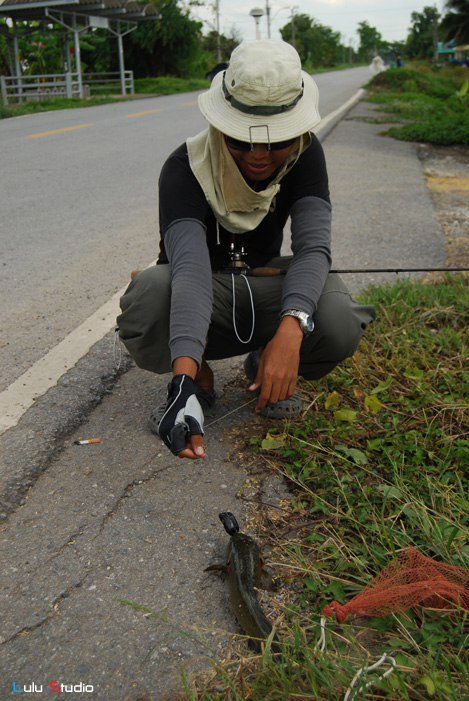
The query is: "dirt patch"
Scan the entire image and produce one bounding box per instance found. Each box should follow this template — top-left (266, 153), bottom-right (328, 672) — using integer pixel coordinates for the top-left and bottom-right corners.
top-left (426, 175), bottom-right (469, 192)
top-left (419, 144), bottom-right (469, 269)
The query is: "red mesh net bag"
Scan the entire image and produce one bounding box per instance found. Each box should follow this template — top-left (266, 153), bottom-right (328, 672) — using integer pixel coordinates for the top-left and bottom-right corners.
top-left (322, 547), bottom-right (469, 624)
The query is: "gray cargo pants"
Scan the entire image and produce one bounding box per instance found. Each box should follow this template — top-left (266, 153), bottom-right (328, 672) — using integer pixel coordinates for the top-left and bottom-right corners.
top-left (117, 258), bottom-right (375, 380)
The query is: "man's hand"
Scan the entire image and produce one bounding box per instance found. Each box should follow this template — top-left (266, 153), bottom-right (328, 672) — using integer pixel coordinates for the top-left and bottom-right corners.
top-left (158, 374), bottom-right (206, 459)
top-left (249, 316), bottom-right (303, 411)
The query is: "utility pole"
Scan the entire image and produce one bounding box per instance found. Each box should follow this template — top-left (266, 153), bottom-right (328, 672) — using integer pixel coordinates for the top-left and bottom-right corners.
top-left (265, 0), bottom-right (271, 38)
top-left (216, 0), bottom-right (221, 62)
top-left (433, 5), bottom-right (439, 62)
top-left (291, 7), bottom-right (296, 49)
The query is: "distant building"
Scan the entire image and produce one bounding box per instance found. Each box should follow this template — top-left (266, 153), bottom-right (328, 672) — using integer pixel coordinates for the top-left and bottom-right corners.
top-left (454, 45), bottom-right (469, 62)
top-left (437, 40), bottom-right (456, 61)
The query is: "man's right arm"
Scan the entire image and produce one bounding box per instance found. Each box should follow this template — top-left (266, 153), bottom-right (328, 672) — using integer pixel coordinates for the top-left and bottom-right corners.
top-left (163, 219), bottom-right (213, 371)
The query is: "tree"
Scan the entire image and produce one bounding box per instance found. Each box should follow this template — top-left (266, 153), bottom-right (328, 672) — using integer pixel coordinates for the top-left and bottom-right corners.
top-left (0, 19), bottom-right (11, 75)
top-left (79, 31), bottom-right (116, 74)
top-left (280, 14), bottom-right (343, 67)
top-left (356, 21), bottom-right (385, 61)
top-left (439, 0), bottom-right (469, 43)
top-left (405, 6), bottom-right (440, 59)
top-left (19, 27), bottom-right (64, 75)
top-left (201, 28), bottom-right (240, 62)
top-left (387, 41), bottom-right (406, 61)
top-left (124, 0), bottom-right (204, 78)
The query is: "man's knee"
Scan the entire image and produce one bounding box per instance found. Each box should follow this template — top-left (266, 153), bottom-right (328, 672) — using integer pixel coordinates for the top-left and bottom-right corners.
top-left (117, 265), bottom-right (172, 373)
top-left (298, 283), bottom-right (375, 380)
top-left (314, 289), bottom-right (375, 360)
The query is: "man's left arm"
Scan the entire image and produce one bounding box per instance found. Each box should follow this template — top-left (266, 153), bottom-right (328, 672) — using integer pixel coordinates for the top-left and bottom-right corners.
top-left (251, 196), bottom-right (332, 411)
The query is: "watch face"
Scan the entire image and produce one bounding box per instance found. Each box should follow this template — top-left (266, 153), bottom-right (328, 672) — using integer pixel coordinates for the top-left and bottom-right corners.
top-left (305, 316), bottom-right (314, 332)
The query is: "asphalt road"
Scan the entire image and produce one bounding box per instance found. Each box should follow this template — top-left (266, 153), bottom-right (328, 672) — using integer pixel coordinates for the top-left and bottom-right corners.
top-left (0, 66), bottom-right (371, 396)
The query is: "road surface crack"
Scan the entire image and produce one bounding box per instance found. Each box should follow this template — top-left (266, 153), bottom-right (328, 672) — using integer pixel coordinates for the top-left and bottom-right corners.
top-left (0, 571), bottom-right (95, 646)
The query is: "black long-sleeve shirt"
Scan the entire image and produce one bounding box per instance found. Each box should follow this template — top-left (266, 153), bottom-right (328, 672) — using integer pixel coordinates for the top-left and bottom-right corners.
top-left (157, 134), bottom-right (332, 366)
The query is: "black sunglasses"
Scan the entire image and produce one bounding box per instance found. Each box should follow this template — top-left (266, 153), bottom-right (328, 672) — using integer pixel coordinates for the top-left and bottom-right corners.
top-left (225, 135), bottom-right (296, 152)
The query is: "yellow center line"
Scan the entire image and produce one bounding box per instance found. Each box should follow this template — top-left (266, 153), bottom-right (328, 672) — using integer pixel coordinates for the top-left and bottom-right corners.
top-left (125, 108), bottom-right (162, 118)
top-left (28, 124), bottom-right (92, 138)
top-left (182, 101), bottom-right (198, 106)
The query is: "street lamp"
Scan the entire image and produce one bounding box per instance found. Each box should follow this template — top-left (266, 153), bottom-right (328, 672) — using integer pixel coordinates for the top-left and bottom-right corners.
top-left (249, 8), bottom-right (264, 40)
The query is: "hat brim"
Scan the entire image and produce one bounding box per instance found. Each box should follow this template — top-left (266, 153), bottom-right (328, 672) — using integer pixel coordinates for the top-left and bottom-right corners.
top-left (198, 70), bottom-right (321, 143)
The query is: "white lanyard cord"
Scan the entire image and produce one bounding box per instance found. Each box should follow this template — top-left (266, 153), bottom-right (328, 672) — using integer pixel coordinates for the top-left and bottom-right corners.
top-left (231, 273), bottom-right (255, 344)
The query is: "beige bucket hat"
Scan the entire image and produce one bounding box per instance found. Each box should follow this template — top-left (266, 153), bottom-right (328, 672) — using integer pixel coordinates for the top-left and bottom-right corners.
top-left (198, 39), bottom-right (321, 144)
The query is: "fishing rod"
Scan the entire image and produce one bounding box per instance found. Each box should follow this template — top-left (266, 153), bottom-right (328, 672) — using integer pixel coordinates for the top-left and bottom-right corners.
top-left (248, 266), bottom-right (469, 276)
top-left (224, 244), bottom-right (469, 276)
top-left (331, 267), bottom-right (469, 274)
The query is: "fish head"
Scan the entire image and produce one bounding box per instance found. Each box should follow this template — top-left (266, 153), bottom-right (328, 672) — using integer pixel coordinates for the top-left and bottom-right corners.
top-left (219, 511), bottom-right (240, 536)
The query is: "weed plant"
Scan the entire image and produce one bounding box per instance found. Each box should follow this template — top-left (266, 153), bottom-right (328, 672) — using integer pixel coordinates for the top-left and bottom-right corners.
top-left (366, 67), bottom-right (469, 144)
top-left (189, 275), bottom-right (468, 700)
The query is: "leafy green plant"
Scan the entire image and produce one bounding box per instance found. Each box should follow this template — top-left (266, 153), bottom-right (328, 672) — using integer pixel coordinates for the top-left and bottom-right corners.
top-left (457, 79), bottom-right (469, 98)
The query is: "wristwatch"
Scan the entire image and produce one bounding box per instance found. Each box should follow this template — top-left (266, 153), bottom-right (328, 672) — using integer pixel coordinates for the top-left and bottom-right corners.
top-left (281, 309), bottom-right (314, 337)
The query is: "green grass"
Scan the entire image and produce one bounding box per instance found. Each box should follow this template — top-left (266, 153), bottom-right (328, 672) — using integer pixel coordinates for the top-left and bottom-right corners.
top-left (366, 66), bottom-right (469, 145)
top-left (187, 275), bottom-right (468, 700)
top-left (0, 94), bottom-right (130, 119)
top-left (0, 76), bottom-right (210, 119)
top-left (133, 76), bottom-right (209, 94)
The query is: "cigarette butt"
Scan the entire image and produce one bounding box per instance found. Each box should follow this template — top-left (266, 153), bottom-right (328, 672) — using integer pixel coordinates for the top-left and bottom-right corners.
top-left (74, 438), bottom-right (101, 445)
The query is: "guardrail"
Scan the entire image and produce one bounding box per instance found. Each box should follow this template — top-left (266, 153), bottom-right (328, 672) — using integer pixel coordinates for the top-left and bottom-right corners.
top-left (81, 71), bottom-right (134, 95)
top-left (1, 73), bottom-right (80, 104)
top-left (0, 71), bottom-right (134, 104)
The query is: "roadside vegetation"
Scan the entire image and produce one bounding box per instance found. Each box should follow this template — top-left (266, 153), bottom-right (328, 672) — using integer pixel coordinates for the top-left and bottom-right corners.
top-left (366, 65), bottom-right (469, 144)
top-left (0, 76), bottom-right (210, 119)
top-left (185, 274), bottom-right (468, 700)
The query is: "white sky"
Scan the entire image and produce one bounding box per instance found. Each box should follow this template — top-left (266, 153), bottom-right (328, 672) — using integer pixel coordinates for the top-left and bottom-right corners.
top-left (190, 1), bottom-right (448, 48)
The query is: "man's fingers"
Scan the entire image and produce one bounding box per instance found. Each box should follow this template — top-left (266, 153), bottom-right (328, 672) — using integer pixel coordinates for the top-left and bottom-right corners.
top-left (255, 379), bottom-right (295, 412)
top-left (190, 433), bottom-right (206, 457)
top-left (255, 376), bottom-right (272, 411)
top-left (177, 434), bottom-right (205, 460)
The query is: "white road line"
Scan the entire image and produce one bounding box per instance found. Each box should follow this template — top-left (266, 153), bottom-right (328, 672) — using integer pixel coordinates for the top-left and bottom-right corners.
top-left (1, 91), bottom-right (366, 436)
top-left (0, 285), bottom-right (127, 435)
top-left (0, 262), bottom-right (151, 436)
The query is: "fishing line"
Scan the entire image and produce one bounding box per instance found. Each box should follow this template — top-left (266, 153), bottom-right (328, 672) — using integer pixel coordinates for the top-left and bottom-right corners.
top-left (204, 397), bottom-right (257, 428)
